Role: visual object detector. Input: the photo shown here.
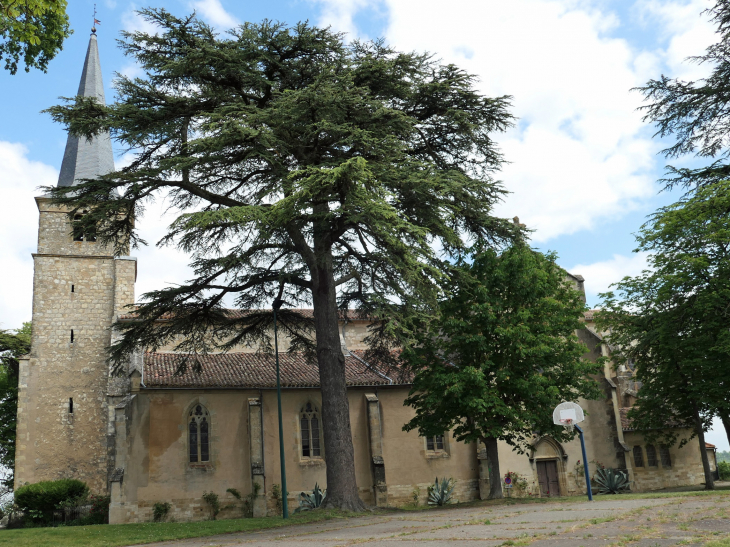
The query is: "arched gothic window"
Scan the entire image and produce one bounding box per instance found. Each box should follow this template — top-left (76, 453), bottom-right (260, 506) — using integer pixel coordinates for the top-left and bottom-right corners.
top-left (300, 402), bottom-right (321, 458)
top-left (189, 404), bottom-right (210, 463)
top-left (646, 444), bottom-right (658, 467)
top-left (633, 445), bottom-right (644, 468)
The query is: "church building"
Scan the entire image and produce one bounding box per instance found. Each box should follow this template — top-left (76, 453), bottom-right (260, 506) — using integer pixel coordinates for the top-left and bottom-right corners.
top-left (14, 32), bottom-right (712, 524)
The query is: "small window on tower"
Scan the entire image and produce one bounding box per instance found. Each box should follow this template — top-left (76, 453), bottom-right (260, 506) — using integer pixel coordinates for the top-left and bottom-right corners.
top-left (72, 212), bottom-right (97, 242)
top-left (69, 398), bottom-right (73, 414)
top-left (72, 214), bottom-right (85, 241)
top-left (71, 284), bottom-right (74, 293)
top-left (70, 330), bottom-right (74, 343)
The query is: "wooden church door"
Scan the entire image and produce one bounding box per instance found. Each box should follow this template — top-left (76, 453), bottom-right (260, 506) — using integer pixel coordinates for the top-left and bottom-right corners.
top-left (536, 460), bottom-right (560, 497)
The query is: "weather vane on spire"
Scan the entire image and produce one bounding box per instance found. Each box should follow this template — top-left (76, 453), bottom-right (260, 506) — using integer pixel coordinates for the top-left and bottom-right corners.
top-left (92, 4), bottom-right (101, 34)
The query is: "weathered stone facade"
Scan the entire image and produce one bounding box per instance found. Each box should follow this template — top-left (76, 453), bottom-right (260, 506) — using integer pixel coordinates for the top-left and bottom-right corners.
top-left (15, 198), bottom-right (135, 493)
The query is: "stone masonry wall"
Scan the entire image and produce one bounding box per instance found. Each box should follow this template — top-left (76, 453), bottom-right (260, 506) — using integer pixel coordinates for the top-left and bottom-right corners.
top-left (15, 200), bottom-right (132, 494)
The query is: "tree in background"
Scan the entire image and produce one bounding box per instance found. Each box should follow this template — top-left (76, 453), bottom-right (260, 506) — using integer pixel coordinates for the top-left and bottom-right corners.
top-left (0, 1), bottom-right (71, 74)
top-left (597, 182), bottom-right (730, 490)
top-left (402, 242), bottom-right (601, 499)
top-left (45, 10), bottom-right (517, 510)
top-left (0, 322), bottom-right (31, 490)
top-left (635, 0), bottom-right (730, 453)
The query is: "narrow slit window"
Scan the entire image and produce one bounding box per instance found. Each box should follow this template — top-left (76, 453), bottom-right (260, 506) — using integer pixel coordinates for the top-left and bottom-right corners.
top-left (69, 398), bottom-right (73, 414)
top-left (71, 284), bottom-right (74, 293)
top-left (70, 329), bottom-right (74, 343)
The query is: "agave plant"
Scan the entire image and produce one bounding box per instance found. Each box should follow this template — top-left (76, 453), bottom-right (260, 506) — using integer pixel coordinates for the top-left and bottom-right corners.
top-left (427, 477), bottom-right (455, 506)
top-left (594, 468), bottom-right (630, 494)
top-left (294, 482), bottom-right (327, 513)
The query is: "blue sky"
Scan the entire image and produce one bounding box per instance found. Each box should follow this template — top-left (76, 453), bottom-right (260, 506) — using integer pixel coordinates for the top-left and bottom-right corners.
top-left (1, 1), bottom-right (727, 448)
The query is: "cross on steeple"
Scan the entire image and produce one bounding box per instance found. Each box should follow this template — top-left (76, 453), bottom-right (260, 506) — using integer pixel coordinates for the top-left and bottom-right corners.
top-left (92, 4), bottom-right (101, 34)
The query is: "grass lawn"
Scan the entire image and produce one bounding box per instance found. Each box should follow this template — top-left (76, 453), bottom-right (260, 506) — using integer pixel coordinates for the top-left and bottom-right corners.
top-left (0, 509), bottom-right (362, 547)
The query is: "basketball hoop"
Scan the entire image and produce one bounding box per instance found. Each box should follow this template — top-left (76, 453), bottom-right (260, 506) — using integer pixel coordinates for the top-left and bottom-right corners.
top-left (560, 418), bottom-right (574, 433)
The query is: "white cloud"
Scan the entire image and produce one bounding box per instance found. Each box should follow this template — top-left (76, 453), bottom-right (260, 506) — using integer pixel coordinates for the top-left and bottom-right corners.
top-left (0, 142), bottom-right (58, 330)
top-left (312, 0), bottom-right (378, 38)
top-left (377, 0), bottom-right (711, 242)
top-left (121, 5), bottom-right (161, 35)
top-left (569, 252), bottom-right (650, 301)
top-left (635, 0), bottom-right (717, 81)
top-left (189, 0), bottom-right (240, 30)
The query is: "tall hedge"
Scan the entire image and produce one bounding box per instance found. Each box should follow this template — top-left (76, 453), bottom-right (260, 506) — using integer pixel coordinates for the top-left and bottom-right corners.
top-left (15, 479), bottom-right (88, 512)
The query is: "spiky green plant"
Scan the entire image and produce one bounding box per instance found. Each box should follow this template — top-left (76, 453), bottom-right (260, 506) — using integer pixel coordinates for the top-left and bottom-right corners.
top-left (294, 483), bottom-right (326, 513)
top-left (427, 477), bottom-right (455, 506)
top-left (594, 468), bottom-right (630, 494)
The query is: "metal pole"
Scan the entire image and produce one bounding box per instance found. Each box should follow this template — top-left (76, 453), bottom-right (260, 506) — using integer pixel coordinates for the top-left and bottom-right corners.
top-left (575, 424), bottom-right (593, 501)
top-left (273, 299), bottom-right (289, 518)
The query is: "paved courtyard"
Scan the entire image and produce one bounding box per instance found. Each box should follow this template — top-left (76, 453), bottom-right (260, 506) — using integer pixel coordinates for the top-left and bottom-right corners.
top-left (134, 493), bottom-right (730, 547)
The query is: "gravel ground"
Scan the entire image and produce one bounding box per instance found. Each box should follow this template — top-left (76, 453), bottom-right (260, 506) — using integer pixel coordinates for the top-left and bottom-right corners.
top-left (129, 492), bottom-right (730, 547)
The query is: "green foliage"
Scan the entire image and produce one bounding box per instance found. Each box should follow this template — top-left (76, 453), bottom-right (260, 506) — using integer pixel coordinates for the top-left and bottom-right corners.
top-left (294, 483), bottom-right (326, 513)
top-left (593, 468), bottom-right (630, 495)
top-left (202, 492), bottom-right (220, 520)
top-left (411, 485), bottom-right (421, 506)
top-left (596, 181), bottom-right (730, 450)
top-left (0, 1), bottom-right (71, 74)
top-left (153, 502), bottom-right (172, 522)
top-left (44, 9), bottom-right (518, 508)
top-left (0, 322), bottom-right (31, 490)
top-left (403, 242), bottom-right (601, 495)
top-left (227, 483), bottom-right (261, 518)
top-left (43, 8), bottom-right (518, 373)
top-left (718, 461), bottom-right (730, 481)
top-left (427, 477), bottom-right (455, 506)
top-left (14, 479), bottom-right (88, 513)
top-left (271, 484), bottom-right (283, 516)
top-left (718, 451), bottom-right (730, 463)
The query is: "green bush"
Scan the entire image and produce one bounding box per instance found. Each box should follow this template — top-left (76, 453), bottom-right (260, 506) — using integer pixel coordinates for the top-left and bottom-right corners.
top-left (153, 501), bottom-right (172, 522)
top-left (15, 479), bottom-right (88, 512)
top-left (718, 461), bottom-right (730, 481)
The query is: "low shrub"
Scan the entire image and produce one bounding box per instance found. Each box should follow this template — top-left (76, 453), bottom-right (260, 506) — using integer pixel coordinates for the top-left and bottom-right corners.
top-left (427, 477), bottom-right (455, 506)
top-left (594, 468), bottom-right (630, 494)
top-left (202, 491), bottom-right (220, 520)
top-left (153, 501), bottom-right (172, 522)
top-left (15, 479), bottom-right (88, 513)
top-left (718, 461), bottom-right (730, 481)
top-left (294, 483), bottom-right (326, 513)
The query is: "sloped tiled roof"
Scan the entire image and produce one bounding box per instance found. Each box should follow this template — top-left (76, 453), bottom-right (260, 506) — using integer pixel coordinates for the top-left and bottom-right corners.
top-left (143, 350), bottom-right (404, 389)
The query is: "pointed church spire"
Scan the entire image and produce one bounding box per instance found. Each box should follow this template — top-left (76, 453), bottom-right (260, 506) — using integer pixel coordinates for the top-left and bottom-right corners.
top-left (57, 32), bottom-right (115, 187)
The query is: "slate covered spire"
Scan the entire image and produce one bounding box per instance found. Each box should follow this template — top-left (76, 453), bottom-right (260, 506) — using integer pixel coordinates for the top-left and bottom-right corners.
top-left (57, 32), bottom-right (115, 187)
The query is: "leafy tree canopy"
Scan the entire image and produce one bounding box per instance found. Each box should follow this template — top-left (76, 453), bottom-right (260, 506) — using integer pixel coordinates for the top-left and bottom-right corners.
top-left (402, 242), bottom-right (601, 499)
top-left (0, 322), bottom-right (31, 489)
top-left (596, 181), bottom-right (730, 489)
top-left (44, 9), bottom-right (517, 510)
top-left (0, 0), bottom-right (71, 74)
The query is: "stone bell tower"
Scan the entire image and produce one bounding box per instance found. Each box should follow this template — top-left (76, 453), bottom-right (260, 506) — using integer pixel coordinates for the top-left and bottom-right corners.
top-left (14, 31), bottom-right (136, 494)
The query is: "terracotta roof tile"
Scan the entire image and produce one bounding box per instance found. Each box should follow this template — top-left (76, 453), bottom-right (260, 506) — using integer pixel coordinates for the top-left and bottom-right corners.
top-left (143, 350), bottom-right (404, 389)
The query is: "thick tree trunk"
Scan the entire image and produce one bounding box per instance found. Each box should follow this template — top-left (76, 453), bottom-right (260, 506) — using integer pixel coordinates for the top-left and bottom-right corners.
top-left (693, 404), bottom-right (715, 490)
top-left (483, 436), bottom-right (503, 499)
top-left (311, 251), bottom-right (366, 512)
